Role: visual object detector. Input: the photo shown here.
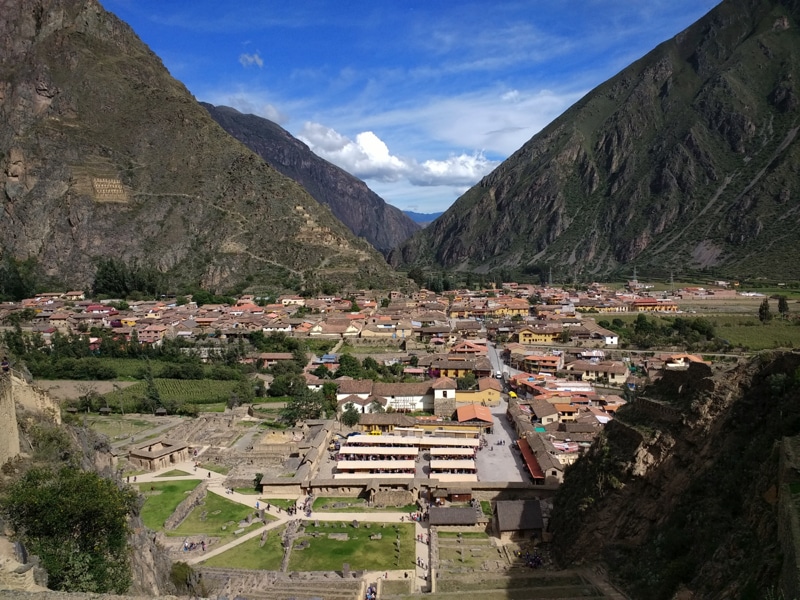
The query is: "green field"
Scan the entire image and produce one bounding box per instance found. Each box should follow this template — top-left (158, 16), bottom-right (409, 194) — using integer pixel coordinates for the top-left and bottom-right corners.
top-left (199, 463), bottom-right (230, 475)
top-left (168, 491), bottom-right (270, 543)
top-left (156, 469), bottom-right (191, 477)
top-left (595, 313), bottom-right (800, 351)
top-left (438, 531), bottom-right (491, 539)
top-left (288, 522), bottom-right (415, 571)
top-left (103, 378), bottom-right (239, 410)
top-left (259, 498), bottom-right (297, 510)
top-left (200, 525), bottom-right (286, 570)
top-left (312, 496), bottom-right (363, 511)
top-left (137, 479), bottom-right (201, 530)
top-left (712, 316), bottom-right (800, 350)
top-left (85, 415), bottom-right (155, 439)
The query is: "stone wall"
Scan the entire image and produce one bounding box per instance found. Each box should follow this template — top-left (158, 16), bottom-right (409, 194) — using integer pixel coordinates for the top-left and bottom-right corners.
top-left (433, 396), bottom-right (456, 418)
top-left (373, 489), bottom-right (414, 507)
top-left (0, 375), bottom-right (20, 467)
top-left (164, 482), bottom-right (208, 530)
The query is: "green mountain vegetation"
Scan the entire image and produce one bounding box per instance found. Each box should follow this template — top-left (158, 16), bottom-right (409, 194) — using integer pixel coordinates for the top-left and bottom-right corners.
top-left (0, 0), bottom-right (406, 295)
top-left (391, 0), bottom-right (800, 282)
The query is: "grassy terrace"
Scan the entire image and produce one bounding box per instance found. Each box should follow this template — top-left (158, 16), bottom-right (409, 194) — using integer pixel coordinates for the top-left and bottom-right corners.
top-left (85, 415), bottom-right (156, 439)
top-left (137, 480), bottom-right (201, 530)
top-left (201, 525), bottom-right (287, 570)
top-left (167, 491), bottom-right (272, 545)
top-left (312, 496), bottom-right (417, 513)
top-left (288, 522), bottom-right (415, 571)
top-left (259, 498), bottom-right (297, 510)
top-left (156, 469), bottom-right (192, 477)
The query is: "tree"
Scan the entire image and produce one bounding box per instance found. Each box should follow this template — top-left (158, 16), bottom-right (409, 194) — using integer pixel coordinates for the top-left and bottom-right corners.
top-left (456, 372), bottom-right (477, 390)
top-left (280, 387), bottom-right (325, 423)
top-left (341, 403), bottom-right (361, 427)
top-left (778, 295), bottom-right (790, 319)
top-left (335, 354), bottom-right (362, 378)
top-left (0, 466), bottom-right (137, 593)
top-left (407, 267), bottom-right (425, 287)
top-left (321, 382), bottom-right (339, 415)
top-left (758, 297), bottom-right (773, 323)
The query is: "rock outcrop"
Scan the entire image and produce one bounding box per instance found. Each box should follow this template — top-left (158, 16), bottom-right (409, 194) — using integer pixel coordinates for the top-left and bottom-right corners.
top-left (550, 353), bottom-right (800, 598)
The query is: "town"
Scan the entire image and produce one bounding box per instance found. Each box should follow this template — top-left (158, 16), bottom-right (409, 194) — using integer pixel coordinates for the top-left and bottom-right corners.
top-left (1, 277), bottom-right (772, 598)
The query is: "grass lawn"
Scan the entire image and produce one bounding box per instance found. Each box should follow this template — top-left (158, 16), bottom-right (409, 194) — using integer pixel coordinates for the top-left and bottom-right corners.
top-left (201, 525), bottom-right (286, 570)
top-left (480, 501), bottom-right (492, 517)
top-left (169, 491), bottom-right (271, 543)
top-left (157, 469), bottom-right (192, 477)
top-left (260, 498), bottom-right (297, 510)
top-left (234, 487), bottom-right (261, 495)
top-left (312, 496), bottom-right (365, 511)
top-left (195, 402), bottom-right (226, 413)
top-left (137, 480), bottom-right (201, 530)
top-left (288, 522), bottom-right (414, 571)
top-left (199, 463), bottom-right (230, 475)
top-left (438, 531), bottom-right (491, 539)
top-left (86, 415), bottom-right (154, 440)
top-left (312, 496), bottom-right (417, 513)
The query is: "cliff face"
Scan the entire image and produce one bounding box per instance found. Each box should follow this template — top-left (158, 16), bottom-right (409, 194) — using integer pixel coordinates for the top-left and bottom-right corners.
top-left (550, 354), bottom-right (800, 599)
top-left (202, 104), bottom-right (421, 255)
top-left (0, 0), bottom-right (403, 292)
top-left (391, 0), bottom-right (800, 281)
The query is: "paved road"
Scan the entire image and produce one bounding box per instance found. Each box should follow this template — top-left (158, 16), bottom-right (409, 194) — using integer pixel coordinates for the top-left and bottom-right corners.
top-left (475, 401), bottom-right (527, 483)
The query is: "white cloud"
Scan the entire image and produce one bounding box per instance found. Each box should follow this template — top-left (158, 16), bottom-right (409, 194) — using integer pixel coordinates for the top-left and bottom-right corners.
top-left (298, 123), bottom-right (498, 188)
top-left (411, 153), bottom-right (497, 187)
top-left (238, 52), bottom-right (263, 68)
top-left (299, 123), bottom-right (408, 182)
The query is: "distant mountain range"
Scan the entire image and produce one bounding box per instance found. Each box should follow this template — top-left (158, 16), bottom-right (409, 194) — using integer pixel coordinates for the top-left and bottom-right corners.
top-left (0, 0), bottom-right (405, 293)
top-left (391, 0), bottom-right (800, 281)
top-left (403, 211), bottom-right (444, 226)
top-left (202, 104), bottom-right (420, 255)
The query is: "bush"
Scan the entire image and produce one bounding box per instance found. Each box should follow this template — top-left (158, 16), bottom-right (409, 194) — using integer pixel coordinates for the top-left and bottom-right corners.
top-left (0, 467), bottom-right (137, 593)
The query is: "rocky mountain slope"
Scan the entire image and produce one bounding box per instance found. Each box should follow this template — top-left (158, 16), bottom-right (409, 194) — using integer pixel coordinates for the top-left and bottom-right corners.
top-left (0, 0), bottom-right (405, 293)
top-left (550, 353), bottom-right (800, 599)
top-left (391, 0), bottom-right (800, 281)
top-left (202, 104), bottom-right (420, 255)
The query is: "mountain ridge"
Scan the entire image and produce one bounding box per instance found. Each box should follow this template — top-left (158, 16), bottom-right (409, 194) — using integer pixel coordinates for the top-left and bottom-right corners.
top-left (390, 0), bottom-right (800, 281)
top-left (0, 0), bottom-right (405, 293)
top-left (201, 103), bottom-right (420, 255)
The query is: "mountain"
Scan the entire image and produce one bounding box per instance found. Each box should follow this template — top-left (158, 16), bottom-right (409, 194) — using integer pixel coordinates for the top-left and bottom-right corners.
top-left (390, 0), bottom-right (800, 281)
top-left (550, 353), bottom-right (800, 598)
top-left (201, 104), bottom-right (421, 255)
top-left (403, 210), bottom-right (444, 227)
top-left (0, 0), bottom-right (405, 293)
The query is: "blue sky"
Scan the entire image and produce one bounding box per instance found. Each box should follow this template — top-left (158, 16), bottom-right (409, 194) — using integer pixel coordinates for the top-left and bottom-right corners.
top-left (101, 0), bottom-right (720, 213)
